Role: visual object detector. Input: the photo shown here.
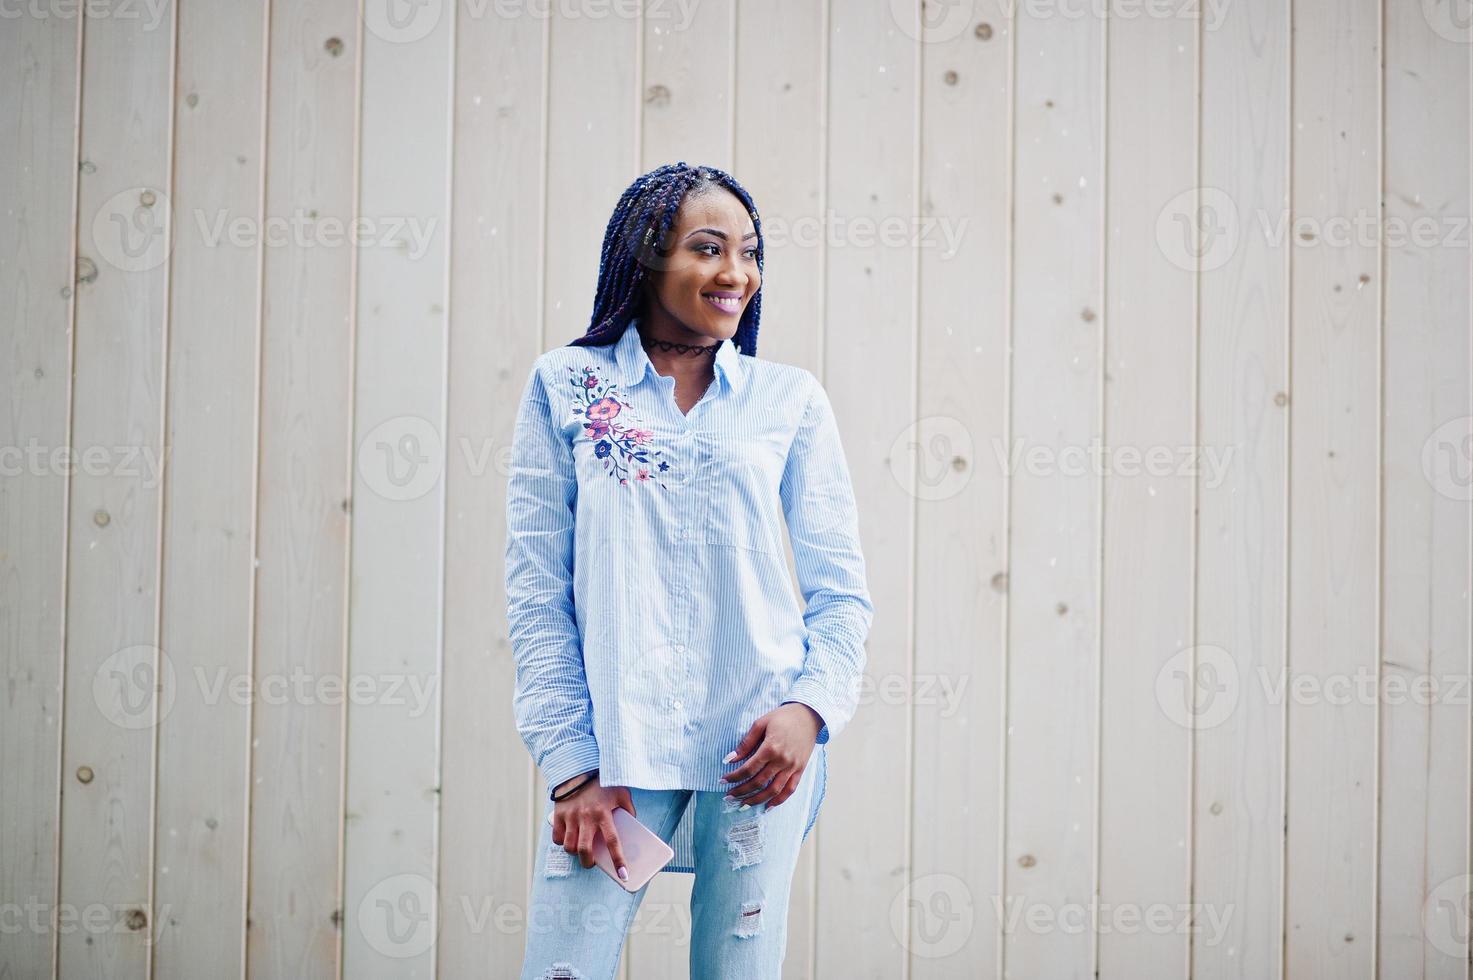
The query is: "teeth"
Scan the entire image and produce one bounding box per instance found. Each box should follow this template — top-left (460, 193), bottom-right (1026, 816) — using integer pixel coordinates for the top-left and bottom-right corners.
top-left (706, 295), bottom-right (739, 310)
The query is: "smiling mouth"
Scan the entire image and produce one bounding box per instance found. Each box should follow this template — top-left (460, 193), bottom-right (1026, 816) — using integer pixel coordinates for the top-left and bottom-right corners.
top-left (703, 294), bottom-right (742, 314)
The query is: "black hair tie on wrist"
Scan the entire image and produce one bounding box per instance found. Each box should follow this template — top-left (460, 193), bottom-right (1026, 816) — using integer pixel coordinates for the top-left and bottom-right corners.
top-left (550, 768), bottom-right (599, 802)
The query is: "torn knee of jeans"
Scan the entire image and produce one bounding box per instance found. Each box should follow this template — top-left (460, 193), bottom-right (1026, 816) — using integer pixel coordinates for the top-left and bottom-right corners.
top-left (734, 900), bottom-right (763, 938)
top-left (725, 817), bottom-right (765, 870)
top-left (541, 963), bottom-right (583, 979)
top-left (545, 844), bottom-right (573, 878)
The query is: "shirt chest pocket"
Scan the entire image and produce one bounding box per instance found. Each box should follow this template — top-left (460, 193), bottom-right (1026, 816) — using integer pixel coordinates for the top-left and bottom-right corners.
top-left (703, 442), bottom-right (786, 556)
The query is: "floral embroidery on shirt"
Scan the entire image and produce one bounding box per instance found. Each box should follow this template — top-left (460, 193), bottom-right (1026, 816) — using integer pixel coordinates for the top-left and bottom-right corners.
top-left (567, 364), bottom-right (674, 488)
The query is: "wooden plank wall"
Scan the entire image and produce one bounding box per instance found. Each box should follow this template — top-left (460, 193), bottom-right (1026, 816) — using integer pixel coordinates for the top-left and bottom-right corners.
top-left (2, 2), bottom-right (1469, 978)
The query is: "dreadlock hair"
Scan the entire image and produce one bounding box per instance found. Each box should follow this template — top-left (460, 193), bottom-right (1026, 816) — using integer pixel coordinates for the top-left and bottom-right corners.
top-left (568, 161), bottom-right (764, 358)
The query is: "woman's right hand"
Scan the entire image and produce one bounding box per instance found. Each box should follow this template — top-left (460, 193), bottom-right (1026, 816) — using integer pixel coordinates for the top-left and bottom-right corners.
top-left (551, 773), bottom-right (636, 879)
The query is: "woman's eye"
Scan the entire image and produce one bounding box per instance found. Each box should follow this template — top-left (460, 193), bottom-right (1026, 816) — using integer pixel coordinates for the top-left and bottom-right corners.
top-left (695, 242), bottom-right (757, 259)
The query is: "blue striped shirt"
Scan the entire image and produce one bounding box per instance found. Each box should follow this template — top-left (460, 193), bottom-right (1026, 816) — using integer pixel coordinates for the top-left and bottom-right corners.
top-left (504, 319), bottom-right (874, 873)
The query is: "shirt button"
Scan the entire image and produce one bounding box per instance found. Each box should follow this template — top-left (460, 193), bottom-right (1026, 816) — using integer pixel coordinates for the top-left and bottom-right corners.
top-left (672, 699), bottom-right (684, 710)
top-left (674, 643), bottom-right (686, 654)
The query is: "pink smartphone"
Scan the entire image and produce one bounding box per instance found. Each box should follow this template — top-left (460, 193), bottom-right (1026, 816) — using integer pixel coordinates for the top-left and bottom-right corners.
top-left (547, 805), bottom-right (674, 892)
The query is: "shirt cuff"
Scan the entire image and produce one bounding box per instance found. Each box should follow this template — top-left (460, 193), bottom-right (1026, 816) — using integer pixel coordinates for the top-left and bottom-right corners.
top-left (540, 737), bottom-right (603, 793)
top-left (780, 695), bottom-right (832, 745)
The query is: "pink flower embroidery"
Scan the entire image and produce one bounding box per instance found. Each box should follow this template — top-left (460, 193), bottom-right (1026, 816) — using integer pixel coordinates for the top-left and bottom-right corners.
top-left (567, 364), bottom-right (674, 488)
top-left (586, 396), bottom-right (621, 422)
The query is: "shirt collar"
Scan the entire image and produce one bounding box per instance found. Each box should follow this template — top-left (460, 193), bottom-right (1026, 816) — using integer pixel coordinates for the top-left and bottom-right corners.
top-left (615, 318), bottom-right (747, 395)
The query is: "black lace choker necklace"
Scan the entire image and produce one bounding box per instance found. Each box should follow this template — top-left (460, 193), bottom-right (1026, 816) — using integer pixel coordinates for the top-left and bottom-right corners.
top-left (639, 332), bottom-right (721, 356)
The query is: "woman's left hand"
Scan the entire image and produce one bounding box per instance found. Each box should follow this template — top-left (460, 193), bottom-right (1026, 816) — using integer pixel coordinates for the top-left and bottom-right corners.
top-left (720, 702), bottom-right (823, 810)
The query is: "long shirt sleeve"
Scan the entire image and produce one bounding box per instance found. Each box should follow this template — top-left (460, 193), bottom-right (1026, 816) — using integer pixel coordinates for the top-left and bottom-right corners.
top-left (504, 363), bottom-right (602, 791)
top-left (778, 377), bottom-right (875, 744)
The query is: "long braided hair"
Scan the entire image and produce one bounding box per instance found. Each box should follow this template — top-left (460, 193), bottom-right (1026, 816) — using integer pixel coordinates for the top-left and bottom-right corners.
top-left (568, 161), bottom-right (764, 357)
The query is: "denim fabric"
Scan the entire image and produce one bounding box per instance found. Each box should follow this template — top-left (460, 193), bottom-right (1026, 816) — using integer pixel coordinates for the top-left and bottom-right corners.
top-left (519, 769), bottom-right (821, 980)
top-left (504, 319), bottom-right (873, 874)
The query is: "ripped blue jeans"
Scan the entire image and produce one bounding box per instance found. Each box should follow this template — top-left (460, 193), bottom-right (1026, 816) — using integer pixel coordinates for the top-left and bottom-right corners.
top-left (518, 772), bottom-right (820, 980)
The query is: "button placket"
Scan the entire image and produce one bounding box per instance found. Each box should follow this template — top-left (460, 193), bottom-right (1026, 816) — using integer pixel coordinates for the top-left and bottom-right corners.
top-left (669, 427), bottom-right (695, 720)
top-left (660, 386), bottom-right (717, 723)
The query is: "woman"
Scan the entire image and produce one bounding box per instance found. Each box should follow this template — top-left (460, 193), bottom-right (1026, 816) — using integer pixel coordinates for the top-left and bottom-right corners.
top-left (506, 161), bottom-right (873, 978)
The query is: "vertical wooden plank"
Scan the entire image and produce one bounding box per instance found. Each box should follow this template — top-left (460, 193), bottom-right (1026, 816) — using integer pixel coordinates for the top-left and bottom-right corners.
top-left (628, 3), bottom-right (734, 976)
top-left (640, 0), bottom-right (732, 169)
top-left (56, 2), bottom-right (176, 976)
top-left (1098, 10), bottom-right (1197, 980)
top-left (151, 3), bottom-right (268, 976)
top-left (1379, 5), bottom-right (1472, 978)
top-left (341, 0), bottom-right (455, 975)
top-left (248, 2), bottom-right (360, 975)
top-left (818, 2), bottom-right (916, 975)
top-left (0, 11), bottom-right (81, 979)
top-left (911, 0), bottom-right (1011, 976)
top-left (1285, 0), bottom-right (1381, 975)
top-left (733, 0), bottom-right (825, 373)
top-left (1004, 3), bottom-right (1105, 978)
top-left (734, 3), bottom-right (828, 975)
top-left (438, 0), bottom-right (548, 975)
top-left (1194, 0), bottom-right (1290, 978)
top-left (537, 8), bottom-right (639, 978)
top-left (542, 8), bottom-right (638, 347)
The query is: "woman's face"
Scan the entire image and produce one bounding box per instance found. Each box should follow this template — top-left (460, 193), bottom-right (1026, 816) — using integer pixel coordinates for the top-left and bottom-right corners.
top-left (640, 188), bottom-right (761, 341)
